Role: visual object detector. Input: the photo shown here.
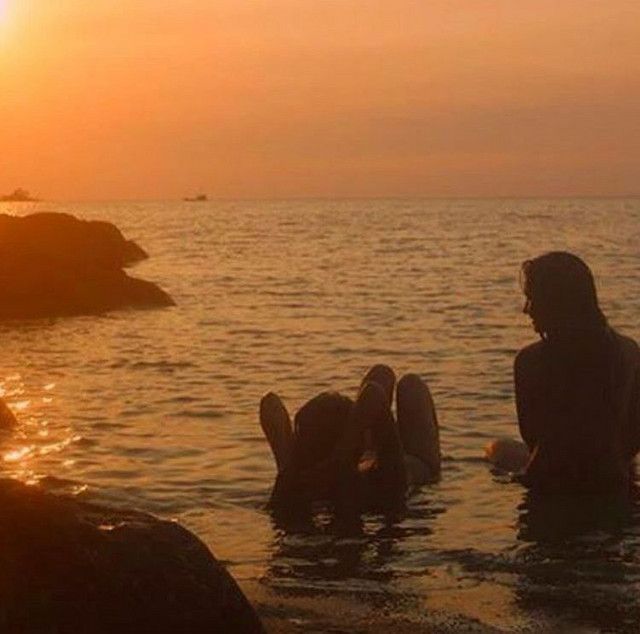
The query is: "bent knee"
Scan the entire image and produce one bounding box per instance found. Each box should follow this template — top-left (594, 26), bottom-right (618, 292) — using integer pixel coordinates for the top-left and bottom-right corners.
top-left (398, 373), bottom-right (427, 393)
top-left (361, 365), bottom-right (396, 404)
top-left (357, 381), bottom-right (388, 410)
top-left (397, 374), bottom-right (434, 417)
top-left (260, 392), bottom-right (285, 419)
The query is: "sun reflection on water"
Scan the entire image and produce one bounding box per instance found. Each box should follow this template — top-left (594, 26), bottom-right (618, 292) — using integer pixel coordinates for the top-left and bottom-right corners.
top-left (0, 373), bottom-right (83, 494)
top-left (3, 445), bottom-right (34, 462)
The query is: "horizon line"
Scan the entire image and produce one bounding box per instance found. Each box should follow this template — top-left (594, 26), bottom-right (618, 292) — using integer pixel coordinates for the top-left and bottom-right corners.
top-left (4, 193), bottom-right (640, 205)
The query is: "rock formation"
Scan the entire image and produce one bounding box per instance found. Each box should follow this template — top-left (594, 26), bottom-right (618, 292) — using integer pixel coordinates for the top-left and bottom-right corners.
top-left (0, 212), bottom-right (174, 319)
top-left (0, 479), bottom-right (265, 633)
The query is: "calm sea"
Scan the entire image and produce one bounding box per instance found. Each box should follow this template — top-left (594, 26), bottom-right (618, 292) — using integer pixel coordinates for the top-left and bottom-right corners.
top-left (1, 198), bottom-right (640, 631)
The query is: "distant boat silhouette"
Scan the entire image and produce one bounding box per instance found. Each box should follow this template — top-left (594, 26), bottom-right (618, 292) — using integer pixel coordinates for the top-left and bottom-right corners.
top-left (183, 194), bottom-right (208, 202)
top-left (1, 188), bottom-right (39, 202)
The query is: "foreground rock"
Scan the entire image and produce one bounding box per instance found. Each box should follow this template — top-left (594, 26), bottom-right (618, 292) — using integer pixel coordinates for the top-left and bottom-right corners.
top-left (0, 479), bottom-right (265, 633)
top-left (0, 212), bottom-right (174, 319)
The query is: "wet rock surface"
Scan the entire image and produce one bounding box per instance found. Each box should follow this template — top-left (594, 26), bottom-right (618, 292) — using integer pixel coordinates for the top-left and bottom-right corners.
top-left (0, 212), bottom-right (174, 318)
top-left (0, 479), bottom-right (265, 633)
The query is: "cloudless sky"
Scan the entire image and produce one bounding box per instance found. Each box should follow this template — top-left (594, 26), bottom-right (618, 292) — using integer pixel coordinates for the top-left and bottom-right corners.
top-left (0, 1), bottom-right (638, 200)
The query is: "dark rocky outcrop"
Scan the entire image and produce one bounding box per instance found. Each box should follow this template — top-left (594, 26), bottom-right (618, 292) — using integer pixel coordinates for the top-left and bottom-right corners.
top-left (0, 212), bottom-right (174, 319)
top-left (0, 479), bottom-right (265, 633)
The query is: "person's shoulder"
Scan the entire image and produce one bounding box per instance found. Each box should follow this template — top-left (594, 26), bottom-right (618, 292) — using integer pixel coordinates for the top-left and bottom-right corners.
top-left (611, 329), bottom-right (640, 365)
top-left (515, 340), bottom-right (546, 368)
top-left (514, 341), bottom-right (546, 386)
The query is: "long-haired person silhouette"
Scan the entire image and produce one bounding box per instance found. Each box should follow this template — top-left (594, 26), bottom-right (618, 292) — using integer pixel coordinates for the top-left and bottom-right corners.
top-left (490, 252), bottom-right (640, 493)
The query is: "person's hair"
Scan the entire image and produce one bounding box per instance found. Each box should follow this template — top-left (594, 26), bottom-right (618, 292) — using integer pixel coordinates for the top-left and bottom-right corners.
top-left (521, 251), bottom-right (607, 338)
top-left (294, 392), bottom-right (353, 467)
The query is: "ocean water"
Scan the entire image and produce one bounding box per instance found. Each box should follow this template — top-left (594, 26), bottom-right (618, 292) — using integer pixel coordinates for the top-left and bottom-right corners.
top-left (1, 198), bottom-right (640, 631)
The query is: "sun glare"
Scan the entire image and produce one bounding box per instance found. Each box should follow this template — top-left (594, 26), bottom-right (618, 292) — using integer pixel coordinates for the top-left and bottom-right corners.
top-left (0, 1), bottom-right (9, 33)
top-left (0, 0), bottom-right (17, 48)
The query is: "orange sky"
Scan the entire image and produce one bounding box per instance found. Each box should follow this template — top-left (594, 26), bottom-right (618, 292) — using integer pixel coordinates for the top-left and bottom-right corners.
top-left (1, 1), bottom-right (639, 200)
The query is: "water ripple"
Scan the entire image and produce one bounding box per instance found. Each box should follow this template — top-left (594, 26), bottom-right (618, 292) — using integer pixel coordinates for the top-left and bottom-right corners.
top-left (2, 198), bottom-right (640, 631)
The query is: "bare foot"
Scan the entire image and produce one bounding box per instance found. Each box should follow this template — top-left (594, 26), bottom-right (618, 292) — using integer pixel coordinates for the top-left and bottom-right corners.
top-left (397, 373), bottom-right (440, 482)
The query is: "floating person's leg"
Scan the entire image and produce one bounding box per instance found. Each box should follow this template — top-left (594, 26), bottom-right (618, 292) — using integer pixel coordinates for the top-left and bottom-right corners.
top-left (485, 438), bottom-right (531, 473)
top-left (329, 380), bottom-right (405, 515)
top-left (359, 364), bottom-right (396, 468)
top-left (396, 373), bottom-right (441, 485)
top-left (360, 364), bottom-right (396, 408)
top-left (260, 392), bottom-right (302, 510)
top-left (259, 392), bottom-right (294, 473)
top-left (352, 381), bottom-right (407, 511)
top-left (333, 364), bottom-right (396, 470)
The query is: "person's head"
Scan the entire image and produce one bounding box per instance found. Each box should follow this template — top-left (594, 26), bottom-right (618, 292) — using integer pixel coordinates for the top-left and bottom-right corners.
top-left (294, 391), bottom-right (353, 467)
top-left (520, 252), bottom-right (607, 338)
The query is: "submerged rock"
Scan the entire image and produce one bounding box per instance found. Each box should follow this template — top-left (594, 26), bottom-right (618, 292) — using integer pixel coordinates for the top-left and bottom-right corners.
top-left (0, 212), bottom-right (174, 318)
top-left (0, 479), bottom-right (265, 633)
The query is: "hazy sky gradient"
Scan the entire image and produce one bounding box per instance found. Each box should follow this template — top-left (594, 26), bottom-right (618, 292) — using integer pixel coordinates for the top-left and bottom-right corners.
top-left (1, 1), bottom-right (639, 200)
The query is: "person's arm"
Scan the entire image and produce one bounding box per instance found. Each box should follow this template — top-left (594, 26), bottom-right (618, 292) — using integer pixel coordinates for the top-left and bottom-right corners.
top-left (626, 348), bottom-right (640, 460)
top-left (514, 344), bottom-right (546, 451)
top-left (613, 334), bottom-right (640, 462)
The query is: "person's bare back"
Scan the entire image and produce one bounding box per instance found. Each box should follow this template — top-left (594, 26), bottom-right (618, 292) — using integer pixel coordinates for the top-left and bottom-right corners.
top-left (489, 252), bottom-right (640, 494)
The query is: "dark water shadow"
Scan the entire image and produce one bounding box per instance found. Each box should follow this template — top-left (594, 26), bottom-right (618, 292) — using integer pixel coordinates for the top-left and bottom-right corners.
top-left (512, 489), bottom-right (640, 632)
top-left (263, 493), bottom-right (445, 594)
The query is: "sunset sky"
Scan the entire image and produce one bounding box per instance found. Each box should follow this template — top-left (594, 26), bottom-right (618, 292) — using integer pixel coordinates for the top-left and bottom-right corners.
top-left (1, 1), bottom-right (638, 200)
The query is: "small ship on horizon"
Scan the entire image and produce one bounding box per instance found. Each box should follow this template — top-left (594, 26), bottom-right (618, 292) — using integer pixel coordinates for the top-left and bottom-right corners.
top-left (1, 188), bottom-right (39, 202)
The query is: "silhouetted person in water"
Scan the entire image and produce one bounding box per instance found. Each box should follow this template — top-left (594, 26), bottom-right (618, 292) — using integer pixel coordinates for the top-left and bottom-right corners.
top-left (260, 365), bottom-right (440, 515)
top-left (490, 252), bottom-right (640, 493)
